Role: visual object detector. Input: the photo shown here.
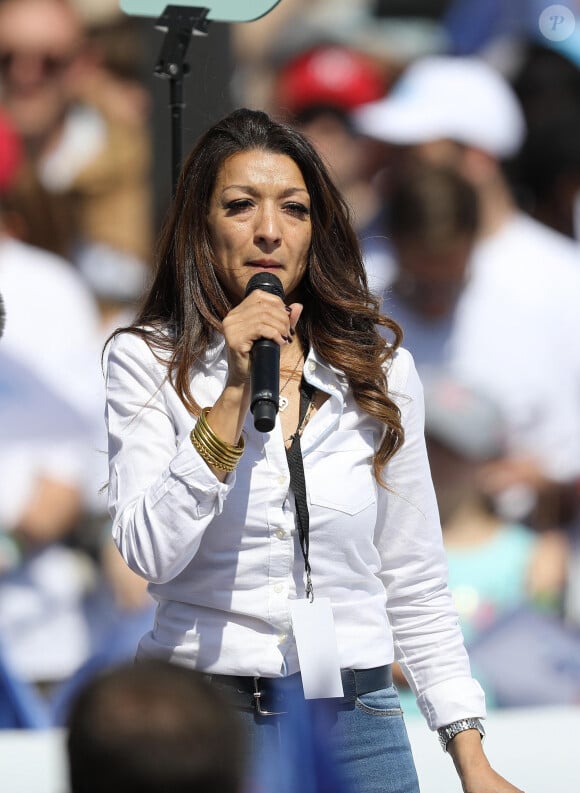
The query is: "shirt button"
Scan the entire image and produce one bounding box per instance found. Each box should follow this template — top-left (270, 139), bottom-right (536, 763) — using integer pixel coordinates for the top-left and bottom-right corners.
top-left (273, 583), bottom-right (284, 594)
top-left (277, 634), bottom-right (288, 644)
top-left (277, 475), bottom-right (287, 485)
top-left (275, 529), bottom-right (286, 540)
top-left (307, 362), bottom-right (316, 373)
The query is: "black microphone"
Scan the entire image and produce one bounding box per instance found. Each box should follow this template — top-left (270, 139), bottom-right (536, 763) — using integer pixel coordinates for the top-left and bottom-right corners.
top-left (244, 272), bottom-right (285, 432)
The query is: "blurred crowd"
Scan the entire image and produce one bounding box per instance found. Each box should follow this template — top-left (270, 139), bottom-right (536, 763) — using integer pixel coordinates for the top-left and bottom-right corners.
top-left (1, 0), bottom-right (580, 731)
top-left (0, 0), bottom-right (155, 722)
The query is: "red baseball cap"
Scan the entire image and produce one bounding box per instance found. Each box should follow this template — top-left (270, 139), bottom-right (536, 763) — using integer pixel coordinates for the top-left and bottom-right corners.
top-left (275, 45), bottom-right (387, 115)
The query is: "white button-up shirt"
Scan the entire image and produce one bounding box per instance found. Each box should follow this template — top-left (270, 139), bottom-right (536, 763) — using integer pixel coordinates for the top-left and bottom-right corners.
top-left (105, 331), bottom-right (485, 729)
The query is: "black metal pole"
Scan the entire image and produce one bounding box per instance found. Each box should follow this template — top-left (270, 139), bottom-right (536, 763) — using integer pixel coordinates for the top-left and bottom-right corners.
top-left (153, 6), bottom-right (210, 197)
top-left (169, 74), bottom-right (184, 193)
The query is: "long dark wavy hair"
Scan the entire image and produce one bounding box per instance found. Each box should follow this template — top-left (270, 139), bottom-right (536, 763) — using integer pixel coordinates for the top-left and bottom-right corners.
top-left (113, 108), bottom-right (404, 483)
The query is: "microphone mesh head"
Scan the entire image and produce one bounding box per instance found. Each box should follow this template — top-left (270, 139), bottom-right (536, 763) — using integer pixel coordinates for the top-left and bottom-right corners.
top-left (244, 272), bottom-right (285, 300)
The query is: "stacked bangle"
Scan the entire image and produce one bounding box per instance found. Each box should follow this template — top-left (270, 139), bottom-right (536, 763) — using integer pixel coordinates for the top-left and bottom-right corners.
top-left (190, 408), bottom-right (245, 472)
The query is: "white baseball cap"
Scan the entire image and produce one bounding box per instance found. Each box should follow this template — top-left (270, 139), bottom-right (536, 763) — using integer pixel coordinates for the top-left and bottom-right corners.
top-left (354, 56), bottom-right (526, 158)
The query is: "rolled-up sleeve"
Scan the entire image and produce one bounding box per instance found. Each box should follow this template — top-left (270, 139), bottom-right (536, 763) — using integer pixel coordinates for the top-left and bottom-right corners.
top-left (376, 349), bottom-right (486, 729)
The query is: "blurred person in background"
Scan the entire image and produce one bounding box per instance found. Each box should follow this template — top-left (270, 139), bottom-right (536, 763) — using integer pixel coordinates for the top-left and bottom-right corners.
top-left (272, 43), bottom-right (395, 297)
top-left (0, 107), bottom-right (151, 698)
top-left (230, 0), bottom-right (377, 112)
top-left (511, 42), bottom-right (580, 131)
top-left (393, 374), bottom-right (569, 717)
top-left (0, 0), bottom-right (154, 626)
top-left (383, 158), bottom-right (569, 609)
top-left (67, 660), bottom-right (247, 793)
top-left (70, 0), bottom-right (152, 128)
top-left (425, 374), bottom-right (580, 709)
top-left (382, 161), bottom-right (479, 368)
top-left (0, 0), bottom-right (153, 294)
top-left (515, 108), bottom-right (580, 243)
top-left (0, 107), bottom-right (101, 690)
top-left (355, 55), bottom-right (580, 535)
top-left (511, 43), bottom-right (580, 242)
top-left (230, 0), bottom-right (451, 114)
top-left (510, 40), bottom-right (580, 629)
top-left (424, 375), bottom-right (568, 635)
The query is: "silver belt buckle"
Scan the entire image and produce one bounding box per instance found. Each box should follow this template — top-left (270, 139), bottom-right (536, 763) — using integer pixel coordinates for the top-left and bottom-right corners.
top-left (252, 677), bottom-right (287, 716)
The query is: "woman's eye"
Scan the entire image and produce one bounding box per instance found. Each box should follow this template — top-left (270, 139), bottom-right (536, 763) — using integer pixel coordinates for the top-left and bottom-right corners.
top-left (224, 199), bottom-right (253, 213)
top-left (284, 203), bottom-right (310, 217)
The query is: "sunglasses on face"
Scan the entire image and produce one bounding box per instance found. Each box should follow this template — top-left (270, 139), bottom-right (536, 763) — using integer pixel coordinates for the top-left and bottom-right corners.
top-left (0, 49), bottom-right (78, 81)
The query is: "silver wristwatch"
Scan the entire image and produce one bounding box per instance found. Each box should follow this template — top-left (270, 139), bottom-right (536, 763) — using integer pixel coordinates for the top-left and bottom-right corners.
top-left (437, 718), bottom-right (485, 752)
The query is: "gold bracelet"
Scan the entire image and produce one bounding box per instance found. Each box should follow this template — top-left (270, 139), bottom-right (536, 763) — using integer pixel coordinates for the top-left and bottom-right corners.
top-left (191, 408), bottom-right (245, 463)
top-left (194, 410), bottom-right (244, 464)
top-left (190, 408), bottom-right (245, 472)
top-left (190, 435), bottom-right (235, 471)
top-left (191, 432), bottom-right (241, 471)
top-left (191, 429), bottom-right (242, 472)
top-left (194, 420), bottom-right (242, 463)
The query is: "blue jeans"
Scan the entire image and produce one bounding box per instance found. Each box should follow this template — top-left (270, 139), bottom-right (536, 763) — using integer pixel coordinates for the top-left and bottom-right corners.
top-left (237, 685), bottom-right (420, 793)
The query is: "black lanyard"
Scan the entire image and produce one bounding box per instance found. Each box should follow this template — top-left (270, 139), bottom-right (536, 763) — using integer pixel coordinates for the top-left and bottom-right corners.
top-left (285, 377), bottom-right (316, 601)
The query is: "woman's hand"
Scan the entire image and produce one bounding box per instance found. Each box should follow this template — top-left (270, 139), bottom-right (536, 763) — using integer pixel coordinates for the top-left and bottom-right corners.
top-left (195, 289), bottom-right (302, 481)
top-left (221, 287), bottom-right (302, 390)
top-left (448, 731), bottom-right (524, 793)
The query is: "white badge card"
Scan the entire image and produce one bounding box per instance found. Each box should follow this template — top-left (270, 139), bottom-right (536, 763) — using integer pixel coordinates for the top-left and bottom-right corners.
top-left (289, 597), bottom-right (344, 699)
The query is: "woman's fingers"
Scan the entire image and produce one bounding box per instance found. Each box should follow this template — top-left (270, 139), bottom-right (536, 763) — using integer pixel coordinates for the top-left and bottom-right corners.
top-left (222, 291), bottom-right (302, 386)
top-left (224, 291), bottom-right (300, 352)
top-left (287, 302), bottom-right (303, 336)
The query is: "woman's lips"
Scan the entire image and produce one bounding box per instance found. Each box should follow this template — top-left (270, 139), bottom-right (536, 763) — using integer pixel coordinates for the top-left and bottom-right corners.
top-left (247, 260), bottom-right (282, 269)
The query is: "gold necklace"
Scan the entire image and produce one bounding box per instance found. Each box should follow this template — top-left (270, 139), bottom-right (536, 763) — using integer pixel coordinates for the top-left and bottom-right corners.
top-left (278, 351), bottom-right (304, 412)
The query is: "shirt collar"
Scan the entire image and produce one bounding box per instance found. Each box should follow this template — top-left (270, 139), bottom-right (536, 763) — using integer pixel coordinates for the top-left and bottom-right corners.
top-left (302, 346), bottom-right (349, 401)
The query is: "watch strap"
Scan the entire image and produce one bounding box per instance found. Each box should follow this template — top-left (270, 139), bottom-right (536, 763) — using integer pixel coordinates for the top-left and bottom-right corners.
top-left (437, 717), bottom-right (485, 752)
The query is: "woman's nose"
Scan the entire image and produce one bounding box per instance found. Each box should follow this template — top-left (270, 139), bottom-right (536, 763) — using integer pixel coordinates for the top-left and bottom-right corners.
top-left (254, 205), bottom-right (281, 245)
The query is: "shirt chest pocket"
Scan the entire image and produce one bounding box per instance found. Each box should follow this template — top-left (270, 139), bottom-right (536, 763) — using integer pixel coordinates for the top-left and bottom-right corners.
top-left (305, 430), bottom-right (376, 515)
